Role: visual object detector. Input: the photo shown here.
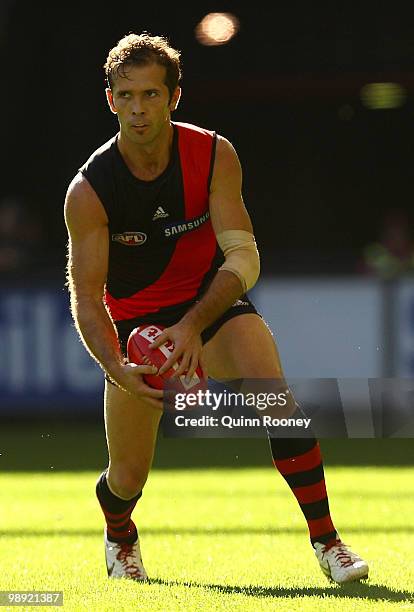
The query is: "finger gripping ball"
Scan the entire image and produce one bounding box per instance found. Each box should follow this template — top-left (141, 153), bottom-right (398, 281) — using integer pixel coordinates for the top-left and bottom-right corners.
top-left (127, 324), bottom-right (206, 392)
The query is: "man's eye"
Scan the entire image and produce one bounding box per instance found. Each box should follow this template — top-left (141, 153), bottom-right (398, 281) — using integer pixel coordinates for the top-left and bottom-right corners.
top-left (147, 91), bottom-right (158, 97)
top-left (118, 92), bottom-right (130, 98)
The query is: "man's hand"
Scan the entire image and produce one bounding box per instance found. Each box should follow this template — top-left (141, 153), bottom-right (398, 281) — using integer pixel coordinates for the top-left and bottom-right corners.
top-left (149, 321), bottom-right (206, 380)
top-left (108, 362), bottom-right (164, 410)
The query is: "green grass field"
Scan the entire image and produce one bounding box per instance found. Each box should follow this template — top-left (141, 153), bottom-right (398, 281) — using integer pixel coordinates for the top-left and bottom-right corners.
top-left (1, 441), bottom-right (413, 611)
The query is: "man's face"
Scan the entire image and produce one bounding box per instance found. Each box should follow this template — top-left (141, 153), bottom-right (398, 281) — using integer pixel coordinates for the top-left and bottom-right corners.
top-left (106, 62), bottom-right (180, 145)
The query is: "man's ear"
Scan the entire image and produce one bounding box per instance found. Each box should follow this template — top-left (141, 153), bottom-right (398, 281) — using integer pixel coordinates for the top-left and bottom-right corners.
top-left (106, 88), bottom-right (117, 114)
top-left (170, 87), bottom-right (181, 111)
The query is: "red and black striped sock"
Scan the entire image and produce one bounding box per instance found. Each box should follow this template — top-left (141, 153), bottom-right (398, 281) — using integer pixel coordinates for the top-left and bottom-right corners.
top-left (96, 470), bottom-right (141, 544)
top-left (267, 428), bottom-right (337, 546)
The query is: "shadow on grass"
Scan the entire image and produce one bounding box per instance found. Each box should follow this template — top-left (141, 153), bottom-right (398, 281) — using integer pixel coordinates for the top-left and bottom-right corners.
top-left (1, 526), bottom-right (413, 537)
top-left (150, 577), bottom-right (414, 603)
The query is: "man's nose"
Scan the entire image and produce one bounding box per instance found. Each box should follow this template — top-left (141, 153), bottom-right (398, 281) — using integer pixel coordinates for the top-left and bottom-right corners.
top-left (131, 98), bottom-right (145, 115)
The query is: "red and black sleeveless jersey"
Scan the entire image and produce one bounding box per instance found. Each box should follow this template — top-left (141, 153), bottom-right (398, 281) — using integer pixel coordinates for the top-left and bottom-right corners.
top-left (79, 122), bottom-right (222, 326)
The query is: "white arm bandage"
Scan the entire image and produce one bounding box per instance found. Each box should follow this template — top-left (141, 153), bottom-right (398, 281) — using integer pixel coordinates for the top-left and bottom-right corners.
top-left (216, 229), bottom-right (260, 292)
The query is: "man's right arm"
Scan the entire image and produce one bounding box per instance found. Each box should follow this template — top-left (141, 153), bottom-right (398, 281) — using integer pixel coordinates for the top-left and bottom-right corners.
top-left (64, 173), bottom-right (163, 406)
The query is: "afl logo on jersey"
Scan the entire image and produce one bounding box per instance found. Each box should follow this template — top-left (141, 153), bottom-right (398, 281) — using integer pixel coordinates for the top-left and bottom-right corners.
top-left (112, 231), bottom-right (147, 246)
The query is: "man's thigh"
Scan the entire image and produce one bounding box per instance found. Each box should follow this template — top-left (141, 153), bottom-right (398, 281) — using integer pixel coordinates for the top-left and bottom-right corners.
top-left (201, 314), bottom-right (296, 418)
top-left (104, 381), bottom-right (163, 469)
top-left (201, 314), bottom-right (285, 380)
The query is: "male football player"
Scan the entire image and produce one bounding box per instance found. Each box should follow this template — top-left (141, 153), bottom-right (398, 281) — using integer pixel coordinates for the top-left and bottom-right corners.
top-left (64, 32), bottom-right (368, 584)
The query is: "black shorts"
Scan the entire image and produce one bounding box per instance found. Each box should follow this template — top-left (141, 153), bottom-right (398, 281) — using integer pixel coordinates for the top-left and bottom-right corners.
top-left (114, 293), bottom-right (261, 359)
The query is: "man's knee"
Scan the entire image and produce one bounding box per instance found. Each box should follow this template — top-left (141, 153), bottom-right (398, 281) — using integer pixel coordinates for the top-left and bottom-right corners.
top-left (107, 463), bottom-right (150, 500)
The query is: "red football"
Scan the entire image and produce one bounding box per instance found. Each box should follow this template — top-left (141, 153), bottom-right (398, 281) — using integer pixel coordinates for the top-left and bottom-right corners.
top-left (127, 324), bottom-right (206, 392)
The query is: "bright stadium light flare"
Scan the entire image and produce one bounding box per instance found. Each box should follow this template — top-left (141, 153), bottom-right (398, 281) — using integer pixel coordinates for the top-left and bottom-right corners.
top-left (195, 12), bottom-right (240, 46)
top-left (360, 82), bottom-right (406, 110)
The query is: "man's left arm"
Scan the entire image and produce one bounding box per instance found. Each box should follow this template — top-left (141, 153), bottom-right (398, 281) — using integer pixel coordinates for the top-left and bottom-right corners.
top-left (151, 136), bottom-right (260, 378)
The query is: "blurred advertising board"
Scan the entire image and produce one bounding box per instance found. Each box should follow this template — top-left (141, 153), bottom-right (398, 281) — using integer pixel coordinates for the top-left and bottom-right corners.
top-left (0, 288), bottom-right (103, 415)
top-left (394, 278), bottom-right (414, 376)
top-left (1, 278), bottom-right (413, 416)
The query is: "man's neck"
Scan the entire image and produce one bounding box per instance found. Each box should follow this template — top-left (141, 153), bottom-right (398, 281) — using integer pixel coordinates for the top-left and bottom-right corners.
top-left (117, 122), bottom-right (174, 181)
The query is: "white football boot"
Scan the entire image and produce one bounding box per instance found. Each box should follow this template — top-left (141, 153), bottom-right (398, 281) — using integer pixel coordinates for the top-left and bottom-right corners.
top-left (104, 530), bottom-right (148, 581)
top-left (314, 538), bottom-right (369, 584)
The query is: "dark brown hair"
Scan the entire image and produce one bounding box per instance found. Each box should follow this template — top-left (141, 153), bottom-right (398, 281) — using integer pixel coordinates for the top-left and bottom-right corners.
top-left (104, 32), bottom-right (181, 100)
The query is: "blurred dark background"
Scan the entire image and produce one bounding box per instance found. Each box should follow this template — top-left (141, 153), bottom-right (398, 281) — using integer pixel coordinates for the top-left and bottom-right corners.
top-left (3, 1), bottom-right (414, 277)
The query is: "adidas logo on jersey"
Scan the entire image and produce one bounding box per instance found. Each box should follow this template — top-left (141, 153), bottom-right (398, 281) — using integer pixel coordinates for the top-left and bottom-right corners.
top-left (152, 206), bottom-right (169, 220)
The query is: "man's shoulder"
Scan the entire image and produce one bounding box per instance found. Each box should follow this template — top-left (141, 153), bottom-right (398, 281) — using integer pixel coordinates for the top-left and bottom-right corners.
top-left (173, 121), bottom-right (216, 139)
top-left (79, 134), bottom-right (118, 174)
